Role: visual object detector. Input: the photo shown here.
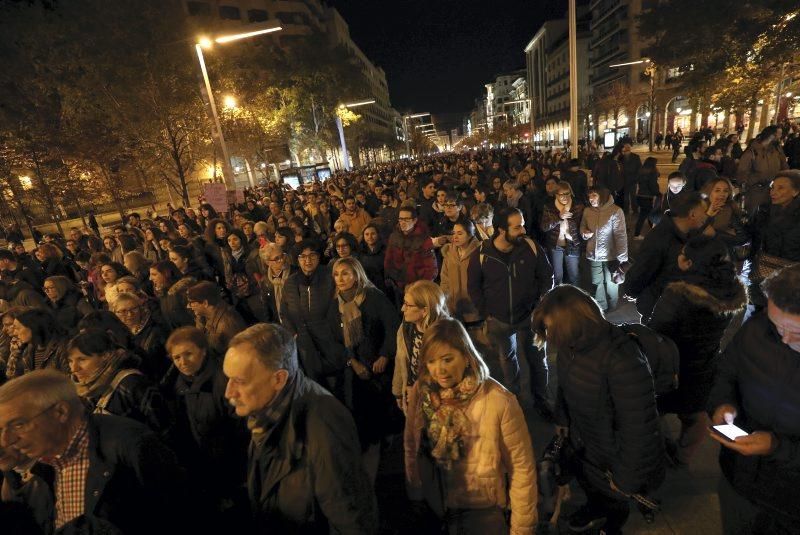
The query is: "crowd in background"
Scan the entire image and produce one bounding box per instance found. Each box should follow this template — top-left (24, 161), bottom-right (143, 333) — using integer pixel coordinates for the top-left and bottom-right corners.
top-left (0, 122), bottom-right (798, 534)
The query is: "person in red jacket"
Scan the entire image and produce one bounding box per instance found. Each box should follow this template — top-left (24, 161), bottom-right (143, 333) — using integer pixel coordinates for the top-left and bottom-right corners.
top-left (384, 204), bottom-right (437, 305)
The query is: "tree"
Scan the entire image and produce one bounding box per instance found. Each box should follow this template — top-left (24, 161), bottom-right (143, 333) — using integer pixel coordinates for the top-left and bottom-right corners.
top-left (596, 82), bottom-right (636, 137)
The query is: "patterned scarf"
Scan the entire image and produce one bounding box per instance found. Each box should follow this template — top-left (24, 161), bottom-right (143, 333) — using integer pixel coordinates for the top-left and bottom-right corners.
top-left (268, 268), bottom-right (290, 312)
top-left (74, 349), bottom-right (129, 400)
top-left (421, 374), bottom-right (481, 470)
top-left (337, 288), bottom-right (366, 349)
top-left (248, 372), bottom-right (298, 443)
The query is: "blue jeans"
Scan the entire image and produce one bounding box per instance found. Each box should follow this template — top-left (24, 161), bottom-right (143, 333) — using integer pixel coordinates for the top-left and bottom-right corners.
top-left (590, 260), bottom-right (619, 311)
top-left (483, 316), bottom-right (549, 405)
top-left (549, 246), bottom-right (580, 285)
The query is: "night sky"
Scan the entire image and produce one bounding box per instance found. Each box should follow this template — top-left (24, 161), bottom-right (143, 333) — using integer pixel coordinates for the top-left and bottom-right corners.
top-left (328, 0), bottom-right (568, 128)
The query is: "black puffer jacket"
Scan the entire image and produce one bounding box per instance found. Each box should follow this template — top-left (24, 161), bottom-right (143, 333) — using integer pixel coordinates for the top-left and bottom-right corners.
top-left (280, 266), bottom-right (347, 382)
top-left (556, 323), bottom-right (664, 495)
top-left (708, 311), bottom-right (800, 520)
top-left (648, 279), bottom-right (747, 414)
top-left (625, 214), bottom-right (690, 320)
top-left (752, 195), bottom-right (800, 262)
top-left (359, 242), bottom-right (389, 298)
top-left (131, 316), bottom-right (171, 382)
top-left (48, 290), bottom-right (93, 335)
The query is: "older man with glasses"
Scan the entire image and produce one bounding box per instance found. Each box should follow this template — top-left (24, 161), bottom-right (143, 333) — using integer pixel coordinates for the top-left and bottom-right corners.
top-left (0, 370), bottom-right (187, 533)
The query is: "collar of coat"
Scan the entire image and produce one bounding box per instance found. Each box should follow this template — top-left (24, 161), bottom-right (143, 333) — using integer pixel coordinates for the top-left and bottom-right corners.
top-left (664, 280), bottom-right (748, 315)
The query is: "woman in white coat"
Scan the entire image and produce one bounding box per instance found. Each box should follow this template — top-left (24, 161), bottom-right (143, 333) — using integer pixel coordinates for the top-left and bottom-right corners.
top-left (580, 186), bottom-right (628, 312)
top-left (404, 318), bottom-right (537, 534)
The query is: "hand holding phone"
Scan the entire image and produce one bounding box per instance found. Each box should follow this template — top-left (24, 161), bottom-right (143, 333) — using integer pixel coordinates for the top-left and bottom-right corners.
top-left (711, 423), bottom-right (749, 442)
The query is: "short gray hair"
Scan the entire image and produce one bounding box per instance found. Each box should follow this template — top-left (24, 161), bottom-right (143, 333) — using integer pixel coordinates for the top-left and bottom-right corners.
top-left (0, 370), bottom-right (83, 413)
top-left (228, 323), bottom-right (298, 376)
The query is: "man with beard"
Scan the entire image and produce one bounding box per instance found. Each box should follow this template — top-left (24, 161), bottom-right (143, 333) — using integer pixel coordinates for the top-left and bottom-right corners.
top-left (467, 206), bottom-right (554, 416)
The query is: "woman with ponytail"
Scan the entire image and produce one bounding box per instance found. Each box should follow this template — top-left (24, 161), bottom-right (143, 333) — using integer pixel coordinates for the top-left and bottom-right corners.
top-left (648, 235), bottom-right (747, 466)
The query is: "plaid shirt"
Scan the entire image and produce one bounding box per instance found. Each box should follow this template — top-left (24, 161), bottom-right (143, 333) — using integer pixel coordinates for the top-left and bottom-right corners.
top-left (46, 421), bottom-right (90, 529)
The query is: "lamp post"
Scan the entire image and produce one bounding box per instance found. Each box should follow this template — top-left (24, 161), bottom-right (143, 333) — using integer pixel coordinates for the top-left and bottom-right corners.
top-left (609, 58), bottom-right (657, 152)
top-left (195, 23), bottom-right (282, 190)
top-left (335, 99), bottom-right (376, 172)
top-left (402, 112), bottom-right (430, 158)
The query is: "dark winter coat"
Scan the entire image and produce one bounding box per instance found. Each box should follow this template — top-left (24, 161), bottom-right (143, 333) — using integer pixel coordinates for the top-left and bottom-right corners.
top-left (624, 214), bottom-right (690, 320)
top-left (87, 362), bottom-right (174, 438)
top-left (280, 266), bottom-right (347, 382)
top-left (48, 290), bottom-right (93, 335)
top-left (636, 167), bottom-right (660, 198)
top-left (131, 316), bottom-right (171, 381)
top-left (248, 372), bottom-right (378, 534)
top-left (157, 276), bottom-right (196, 330)
top-left (330, 287), bottom-right (400, 447)
top-left (41, 258), bottom-right (77, 282)
top-left (166, 357), bottom-right (248, 499)
top-left (466, 236), bottom-right (554, 325)
top-left (384, 221), bottom-right (438, 290)
top-left (752, 195), bottom-right (800, 262)
top-left (562, 169), bottom-right (589, 204)
top-left (197, 303), bottom-right (247, 358)
top-left (648, 279), bottom-right (747, 414)
top-left (619, 153), bottom-right (642, 186)
top-left (55, 414), bottom-right (188, 534)
top-left (556, 323), bottom-right (664, 496)
top-left (592, 156), bottom-right (623, 192)
top-left (540, 202), bottom-right (585, 256)
top-left (358, 242), bottom-right (389, 298)
top-left (708, 311), bottom-right (800, 520)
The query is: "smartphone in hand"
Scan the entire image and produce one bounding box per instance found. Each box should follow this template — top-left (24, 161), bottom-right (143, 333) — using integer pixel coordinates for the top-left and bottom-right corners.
top-left (711, 423), bottom-right (749, 442)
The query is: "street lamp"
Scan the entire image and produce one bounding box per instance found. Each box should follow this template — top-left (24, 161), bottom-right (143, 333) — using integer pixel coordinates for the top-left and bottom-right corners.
top-left (335, 99), bottom-right (376, 172)
top-left (609, 57), bottom-right (657, 151)
top-left (223, 95), bottom-right (238, 110)
top-left (195, 22), bottom-right (283, 190)
top-left (402, 112), bottom-right (430, 158)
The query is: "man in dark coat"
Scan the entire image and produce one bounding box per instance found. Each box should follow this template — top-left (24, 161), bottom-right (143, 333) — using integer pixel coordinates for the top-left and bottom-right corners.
top-left (467, 206), bottom-right (554, 413)
top-left (562, 158), bottom-right (589, 205)
top-left (280, 240), bottom-right (347, 391)
top-left (625, 192), bottom-right (709, 321)
top-left (0, 370), bottom-right (188, 534)
top-left (223, 323), bottom-right (378, 534)
top-left (618, 143), bottom-right (642, 214)
top-left (708, 265), bottom-right (800, 533)
top-left (592, 152), bottom-right (624, 207)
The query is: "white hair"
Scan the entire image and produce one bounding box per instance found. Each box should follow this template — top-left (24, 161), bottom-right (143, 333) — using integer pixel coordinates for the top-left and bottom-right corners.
top-left (0, 370), bottom-right (82, 413)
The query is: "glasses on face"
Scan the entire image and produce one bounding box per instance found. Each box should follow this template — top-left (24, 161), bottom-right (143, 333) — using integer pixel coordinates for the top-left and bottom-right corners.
top-left (444, 203), bottom-right (458, 208)
top-left (402, 301), bottom-right (419, 308)
top-left (0, 404), bottom-right (56, 439)
top-left (267, 256), bottom-right (284, 263)
top-left (43, 285), bottom-right (57, 291)
top-left (298, 253), bottom-right (319, 261)
top-left (335, 244), bottom-right (350, 250)
top-left (398, 217), bottom-right (414, 222)
top-left (115, 306), bottom-right (141, 317)
top-left (557, 193), bottom-right (571, 198)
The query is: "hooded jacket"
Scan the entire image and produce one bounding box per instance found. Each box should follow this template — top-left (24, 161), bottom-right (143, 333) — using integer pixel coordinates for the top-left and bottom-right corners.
top-left (439, 238), bottom-right (481, 322)
top-left (580, 197), bottom-right (628, 263)
top-left (466, 236), bottom-right (553, 325)
top-left (648, 279), bottom-right (747, 414)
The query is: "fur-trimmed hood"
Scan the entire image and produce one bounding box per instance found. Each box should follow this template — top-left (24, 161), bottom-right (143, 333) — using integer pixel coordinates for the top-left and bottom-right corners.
top-left (664, 280), bottom-right (747, 315)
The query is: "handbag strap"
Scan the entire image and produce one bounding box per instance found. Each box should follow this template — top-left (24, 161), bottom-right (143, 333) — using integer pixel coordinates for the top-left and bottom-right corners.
top-left (95, 369), bottom-right (142, 413)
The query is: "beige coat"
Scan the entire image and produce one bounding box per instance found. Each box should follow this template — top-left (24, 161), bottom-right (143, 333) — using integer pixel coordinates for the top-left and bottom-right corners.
top-left (391, 324), bottom-right (412, 412)
top-left (439, 239), bottom-right (480, 323)
top-left (404, 379), bottom-right (538, 534)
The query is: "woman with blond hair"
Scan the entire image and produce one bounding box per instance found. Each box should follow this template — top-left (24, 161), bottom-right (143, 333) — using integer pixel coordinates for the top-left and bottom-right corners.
top-left (404, 318), bottom-right (536, 534)
top-left (392, 280), bottom-right (449, 413)
top-left (330, 256), bottom-right (399, 483)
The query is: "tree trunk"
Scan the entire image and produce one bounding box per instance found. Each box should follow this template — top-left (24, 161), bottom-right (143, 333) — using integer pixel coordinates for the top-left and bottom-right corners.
top-left (758, 92), bottom-right (770, 131)
top-left (29, 147), bottom-right (64, 235)
top-left (746, 99), bottom-right (758, 141)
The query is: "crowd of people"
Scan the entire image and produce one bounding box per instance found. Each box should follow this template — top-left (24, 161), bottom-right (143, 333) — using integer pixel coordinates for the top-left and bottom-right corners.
top-left (0, 124), bottom-right (798, 534)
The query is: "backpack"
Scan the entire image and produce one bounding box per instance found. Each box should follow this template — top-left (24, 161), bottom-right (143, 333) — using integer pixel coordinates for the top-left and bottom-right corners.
top-left (618, 323), bottom-right (680, 395)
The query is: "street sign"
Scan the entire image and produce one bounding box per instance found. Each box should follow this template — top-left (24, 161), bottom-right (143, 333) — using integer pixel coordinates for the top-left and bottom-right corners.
top-left (203, 183), bottom-right (228, 213)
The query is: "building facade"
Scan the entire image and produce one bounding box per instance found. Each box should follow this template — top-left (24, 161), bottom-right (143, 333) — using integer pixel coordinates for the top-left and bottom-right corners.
top-left (524, 7), bottom-right (590, 147)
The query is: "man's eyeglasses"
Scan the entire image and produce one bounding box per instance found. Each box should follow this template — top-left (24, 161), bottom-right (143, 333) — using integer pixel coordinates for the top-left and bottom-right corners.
top-left (443, 203), bottom-right (459, 208)
top-left (398, 217), bottom-right (414, 222)
top-left (115, 306), bottom-right (141, 316)
top-left (0, 404), bottom-right (56, 439)
top-left (298, 253), bottom-right (319, 261)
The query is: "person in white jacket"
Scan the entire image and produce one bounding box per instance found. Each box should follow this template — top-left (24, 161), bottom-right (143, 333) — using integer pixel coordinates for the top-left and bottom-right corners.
top-left (580, 186), bottom-right (628, 312)
top-left (404, 318), bottom-right (537, 534)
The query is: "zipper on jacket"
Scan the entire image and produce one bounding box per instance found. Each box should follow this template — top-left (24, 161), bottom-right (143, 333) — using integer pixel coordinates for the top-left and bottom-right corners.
top-left (307, 286), bottom-right (312, 312)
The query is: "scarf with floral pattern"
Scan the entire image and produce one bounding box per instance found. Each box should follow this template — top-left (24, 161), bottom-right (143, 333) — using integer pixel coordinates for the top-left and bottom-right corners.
top-left (421, 374), bottom-right (480, 470)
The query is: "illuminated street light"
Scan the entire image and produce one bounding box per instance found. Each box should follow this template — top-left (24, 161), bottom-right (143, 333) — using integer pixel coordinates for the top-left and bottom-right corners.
top-left (223, 95), bottom-right (238, 109)
top-left (336, 99), bottom-right (377, 171)
top-left (195, 21), bottom-right (283, 190)
top-left (608, 58), bottom-right (651, 68)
